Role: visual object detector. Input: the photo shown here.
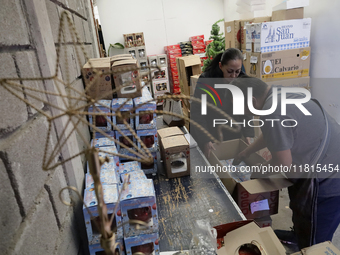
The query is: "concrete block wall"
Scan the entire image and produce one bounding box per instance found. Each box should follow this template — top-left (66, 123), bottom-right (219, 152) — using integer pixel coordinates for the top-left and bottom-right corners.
top-left (0, 0), bottom-right (99, 254)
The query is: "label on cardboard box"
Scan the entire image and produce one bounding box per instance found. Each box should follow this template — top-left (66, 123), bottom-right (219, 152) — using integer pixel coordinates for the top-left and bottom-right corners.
top-left (226, 26), bottom-right (232, 33)
top-left (250, 199), bottom-right (270, 214)
top-left (250, 56), bottom-right (258, 63)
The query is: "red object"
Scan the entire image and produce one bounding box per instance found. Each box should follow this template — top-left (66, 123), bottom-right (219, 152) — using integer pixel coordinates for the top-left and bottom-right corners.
top-left (190, 35), bottom-right (205, 41)
top-left (154, 156), bottom-right (157, 159)
top-left (117, 210), bottom-right (121, 216)
top-left (131, 242), bottom-right (154, 255)
top-left (186, 151), bottom-right (190, 154)
top-left (193, 49), bottom-right (206, 55)
top-left (155, 239), bottom-right (159, 245)
top-left (192, 44), bottom-right (206, 50)
top-left (128, 207), bottom-right (152, 223)
top-left (165, 45), bottom-right (181, 54)
top-left (205, 39), bottom-right (213, 45)
top-left (116, 162), bottom-right (119, 167)
top-left (152, 203), bottom-right (157, 210)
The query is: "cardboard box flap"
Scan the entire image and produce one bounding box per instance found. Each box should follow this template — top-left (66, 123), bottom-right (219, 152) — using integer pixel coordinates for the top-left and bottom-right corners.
top-left (157, 127), bottom-right (183, 140)
top-left (301, 241), bottom-right (340, 254)
top-left (83, 59), bottom-right (110, 69)
top-left (224, 222), bottom-right (286, 255)
top-left (241, 176), bottom-right (292, 194)
top-left (162, 135), bottom-right (189, 150)
top-left (178, 55), bottom-right (201, 67)
top-left (112, 59), bottom-right (138, 68)
top-left (111, 54), bottom-right (132, 59)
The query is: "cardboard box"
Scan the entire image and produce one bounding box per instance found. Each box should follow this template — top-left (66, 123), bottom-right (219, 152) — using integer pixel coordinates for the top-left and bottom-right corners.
top-left (85, 169), bottom-right (119, 189)
top-left (272, 7), bottom-right (304, 21)
top-left (161, 134), bottom-right (190, 179)
top-left (268, 76), bottom-right (310, 89)
top-left (152, 67), bottom-right (168, 80)
top-left (225, 20), bottom-right (241, 49)
top-left (164, 45), bottom-right (181, 54)
top-left (152, 80), bottom-right (170, 94)
top-left (291, 241), bottom-right (340, 255)
top-left (123, 33), bottom-right (135, 48)
top-left (240, 16), bottom-right (271, 51)
top-left (209, 139), bottom-right (292, 219)
top-left (133, 87), bottom-right (157, 130)
top-left (91, 136), bottom-right (116, 148)
top-left (125, 47), bottom-right (137, 58)
top-left (88, 100), bottom-right (112, 132)
top-left (134, 32), bottom-right (145, 46)
top-left (136, 46), bottom-right (147, 61)
top-left (111, 59), bottom-right (142, 98)
top-left (157, 54), bottom-right (167, 67)
top-left (114, 130), bottom-right (137, 154)
top-left (140, 151), bottom-right (157, 174)
top-left (254, 215), bottom-right (272, 228)
top-left (157, 127), bottom-right (184, 156)
top-left (138, 59), bottom-right (148, 72)
top-left (83, 184), bottom-right (123, 243)
top-left (124, 232), bottom-right (159, 255)
top-left (190, 35), bottom-right (204, 41)
top-left (88, 238), bottom-right (125, 255)
top-left (111, 98), bottom-right (134, 130)
top-left (190, 74), bottom-right (200, 96)
top-left (246, 18), bottom-right (312, 53)
top-left (82, 59), bottom-right (113, 100)
top-left (119, 160), bottom-right (142, 175)
top-left (148, 55), bottom-right (157, 67)
top-left (244, 47), bottom-right (310, 81)
top-left (176, 55), bottom-right (202, 106)
top-left (120, 169), bottom-right (146, 183)
top-left (217, 222), bottom-right (286, 255)
top-left (120, 179), bottom-right (158, 237)
top-left (97, 146), bottom-right (120, 168)
top-left (110, 54), bottom-right (133, 66)
top-left (137, 129), bottom-right (158, 152)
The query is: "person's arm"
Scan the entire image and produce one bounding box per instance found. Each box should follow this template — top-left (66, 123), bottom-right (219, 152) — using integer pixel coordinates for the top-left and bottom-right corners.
top-left (234, 133), bottom-right (267, 163)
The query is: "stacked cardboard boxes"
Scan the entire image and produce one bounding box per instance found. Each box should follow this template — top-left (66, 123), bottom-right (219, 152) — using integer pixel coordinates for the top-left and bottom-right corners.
top-left (190, 35), bottom-right (207, 67)
top-left (164, 44), bottom-right (182, 94)
top-left (148, 54), bottom-right (170, 102)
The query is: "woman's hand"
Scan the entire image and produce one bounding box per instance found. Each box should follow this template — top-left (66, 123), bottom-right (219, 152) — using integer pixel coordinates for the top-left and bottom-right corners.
top-left (245, 137), bottom-right (253, 145)
top-left (233, 148), bottom-right (250, 165)
top-left (204, 141), bottom-right (216, 158)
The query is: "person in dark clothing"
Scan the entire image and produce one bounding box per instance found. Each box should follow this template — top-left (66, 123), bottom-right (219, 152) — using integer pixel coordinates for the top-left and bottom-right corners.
top-left (232, 76), bottom-right (340, 249)
top-left (190, 48), bottom-right (254, 157)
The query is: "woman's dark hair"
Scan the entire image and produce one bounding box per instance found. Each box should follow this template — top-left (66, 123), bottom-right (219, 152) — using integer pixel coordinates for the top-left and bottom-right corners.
top-left (204, 48), bottom-right (243, 76)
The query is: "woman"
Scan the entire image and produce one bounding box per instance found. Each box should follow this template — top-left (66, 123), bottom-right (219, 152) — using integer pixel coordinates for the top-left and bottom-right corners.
top-left (191, 48), bottom-right (254, 157)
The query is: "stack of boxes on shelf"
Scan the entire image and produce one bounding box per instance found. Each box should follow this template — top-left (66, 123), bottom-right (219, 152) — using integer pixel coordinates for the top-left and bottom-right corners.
top-left (179, 41), bottom-right (193, 56)
top-left (190, 35), bottom-right (207, 67)
top-left (147, 54), bottom-right (170, 102)
top-left (223, 6), bottom-right (311, 227)
top-left (164, 45), bottom-right (182, 94)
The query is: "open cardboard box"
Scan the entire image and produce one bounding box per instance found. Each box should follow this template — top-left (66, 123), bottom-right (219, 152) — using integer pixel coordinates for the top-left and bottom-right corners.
top-left (216, 221), bottom-right (286, 255)
top-left (291, 241), bottom-right (340, 254)
top-left (209, 139), bottom-right (292, 219)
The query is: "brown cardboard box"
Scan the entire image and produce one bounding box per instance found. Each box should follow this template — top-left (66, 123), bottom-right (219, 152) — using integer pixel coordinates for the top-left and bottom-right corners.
top-left (123, 33), bottom-right (135, 48)
top-left (82, 58), bottom-right (113, 100)
top-left (209, 139), bottom-right (292, 219)
top-left (272, 7), bottom-right (304, 21)
top-left (224, 20), bottom-right (241, 49)
top-left (268, 76), bottom-right (310, 89)
top-left (254, 215), bottom-right (272, 228)
top-left (161, 134), bottom-right (190, 179)
top-left (111, 59), bottom-right (142, 98)
top-left (134, 32), bottom-right (145, 47)
top-left (110, 54), bottom-right (133, 66)
top-left (158, 127), bottom-right (184, 156)
top-left (291, 241), bottom-right (340, 255)
top-left (240, 16), bottom-right (271, 51)
top-left (245, 47), bottom-right (310, 82)
top-left (190, 74), bottom-right (200, 96)
top-left (217, 222), bottom-right (286, 255)
top-left (176, 55), bottom-right (202, 106)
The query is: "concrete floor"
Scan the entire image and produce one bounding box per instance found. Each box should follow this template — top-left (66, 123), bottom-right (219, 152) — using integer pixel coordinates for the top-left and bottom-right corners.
top-left (271, 188), bottom-right (340, 254)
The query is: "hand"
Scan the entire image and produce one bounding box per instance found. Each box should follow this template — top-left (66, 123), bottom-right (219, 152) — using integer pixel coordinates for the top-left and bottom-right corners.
top-left (233, 149), bottom-right (250, 165)
top-left (245, 137), bottom-right (253, 145)
top-left (204, 141), bottom-right (216, 158)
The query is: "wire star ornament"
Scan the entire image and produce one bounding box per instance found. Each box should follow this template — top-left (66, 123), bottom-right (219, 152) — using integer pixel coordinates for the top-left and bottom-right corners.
top-left (0, 11), bottom-right (239, 254)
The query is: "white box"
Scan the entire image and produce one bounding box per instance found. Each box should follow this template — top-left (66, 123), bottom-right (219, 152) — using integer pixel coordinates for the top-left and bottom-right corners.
top-left (246, 18), bottom-right (311, 53)
top-left (152, 80), bottom-right (170, 94)
top-left (273, 0), bottom-right (309, 11)
top-left (152, 67), bottom-right (168, 81)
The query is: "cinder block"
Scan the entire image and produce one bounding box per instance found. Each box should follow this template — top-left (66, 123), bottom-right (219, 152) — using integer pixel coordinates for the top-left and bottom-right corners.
top-left (56, 7), bottom-right (73, 43)
top-left (0, 53), bottom-right (28, 133)
top-left (0, 115), bottom-right (50, 213)
top-left (0, 159), bottom-right (22, 253)
top-left (83, 19), bottom-right (93, 44)
top-left (45, 166), bottom-right (70, 226)
top-left (54, 209), bottom-right (80, 255)
top-left (15, 51), bottom-right (46, 114)
top-left (0, 0), bottom-right (30, 45)
top-left (73, 15), bottom-right (85, 43)
top-left (45, 0), bottom-right (60, 43)
top-left (58, 45), bottom-right (79, 83)
top-left (14, 191), bottom-right (59, 255)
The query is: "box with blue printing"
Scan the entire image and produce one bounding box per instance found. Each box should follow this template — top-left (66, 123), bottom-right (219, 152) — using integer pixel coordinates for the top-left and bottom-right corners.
top-left (140, 151), bottom-right (157, 175)
top-left (85, 169), bottom-right (119, 189)
top-left (86, 154), bottom-right (119, 175)
top-left (88, 238), bottom-right (125, 255)
top-left (91, 136), bottom-right (116, 148)
top-left (111, 98), bottom-right (134, 130)
top-left (120, 170), bottom-right (147, 183)
top-left (97, 146), bottom-right (120, 167)
top-left (133, 87), bottom-right (157, 130)
top-left (124, 232), bottom-right (159, 255)
top-left (115, 130), bottom-right (137, 154)
top-left (83, 184), bottom-right (123, 243)
top-left (137, 129), bottom-right (158, 152)
top-left (120, 179), bottom-right (158, 237)
top-left (88, 100), bottom-right (112, 132)
top-left (92, 131), bottom-right (115, 139)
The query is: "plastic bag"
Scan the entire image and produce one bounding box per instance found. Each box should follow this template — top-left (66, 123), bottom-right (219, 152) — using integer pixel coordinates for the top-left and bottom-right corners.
top-left (189, 220), bottom-right (218, 255)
